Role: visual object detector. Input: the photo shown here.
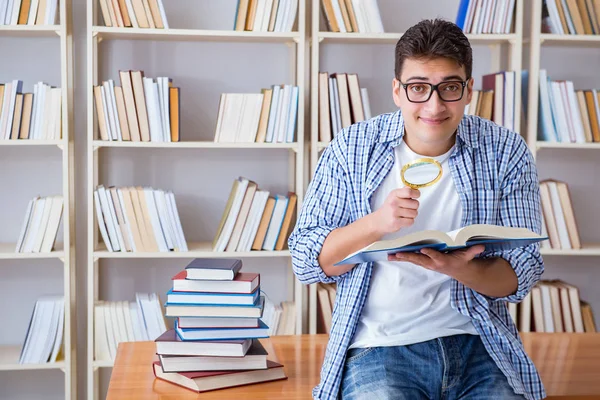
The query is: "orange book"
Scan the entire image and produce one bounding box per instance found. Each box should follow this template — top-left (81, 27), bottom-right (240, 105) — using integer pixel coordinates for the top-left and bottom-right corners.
top-left (169, 87), bottom-right (180, 142)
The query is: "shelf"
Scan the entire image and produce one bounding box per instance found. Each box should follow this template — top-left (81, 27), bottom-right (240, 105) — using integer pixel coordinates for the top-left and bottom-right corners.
top-left (93, 242), bottom-right (291, 258)
top-left (0, 345), bottom-right (65, 371)
top-left (536, 141), bottom-right (600, 150)
top-left (318, 32), bottom-right (518, 45)
top-left (541, 245), bottom-right (600, 256)
top-left (0, 243), bottom-right (65, 260)
top-left (0, 139), bottom-right (64, 147)
top-left (92, 26), bottom-right (300, 43)
top-left (540, 33), bottom-right (600, 46)
top-left (0, 25), bottom-right (61, 37)
top-left (92, 140), bottom-right (299, 151)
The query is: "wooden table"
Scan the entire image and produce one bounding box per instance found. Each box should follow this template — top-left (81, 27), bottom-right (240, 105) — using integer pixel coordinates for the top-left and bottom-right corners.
top-left (106, 333), bottom-right (600, 399)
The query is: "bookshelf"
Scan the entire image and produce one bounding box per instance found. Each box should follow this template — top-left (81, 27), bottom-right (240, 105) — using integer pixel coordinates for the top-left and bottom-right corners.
top-left (308, 0), bottom-right (525, 334)
top-left (0, 0), bottom-right (75, 399)
top-left (86, 1), bottom-right (307, 399)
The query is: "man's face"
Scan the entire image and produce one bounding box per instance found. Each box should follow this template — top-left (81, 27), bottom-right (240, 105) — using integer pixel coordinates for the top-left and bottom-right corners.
top-left (392, 57), bottom-right (473, 154)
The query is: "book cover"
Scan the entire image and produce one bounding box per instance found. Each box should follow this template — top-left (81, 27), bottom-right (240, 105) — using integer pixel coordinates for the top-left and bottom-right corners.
top-left (184, 258), bottom-right (243, 280)
top-left (335, 224), bottom-right (547, 265)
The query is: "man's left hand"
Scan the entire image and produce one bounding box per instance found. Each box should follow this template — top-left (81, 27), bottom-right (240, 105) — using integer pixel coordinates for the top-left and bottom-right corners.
top-left (387, 244), bottom-right (486, 280)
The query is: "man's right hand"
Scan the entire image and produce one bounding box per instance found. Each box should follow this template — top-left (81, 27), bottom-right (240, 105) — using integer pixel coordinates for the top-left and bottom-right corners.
top-left (370, 187), bottom-right (420, 236)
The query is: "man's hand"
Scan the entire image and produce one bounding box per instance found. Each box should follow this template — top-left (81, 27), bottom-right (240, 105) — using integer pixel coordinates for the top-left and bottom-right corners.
top-left (371, 187), bottom-right (421, 236)
top-left (387, 245), bottom-right (485, 280)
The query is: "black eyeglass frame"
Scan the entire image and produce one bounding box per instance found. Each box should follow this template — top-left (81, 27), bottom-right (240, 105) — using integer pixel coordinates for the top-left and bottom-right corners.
top-left (398, 79), bottom-right (470, 103)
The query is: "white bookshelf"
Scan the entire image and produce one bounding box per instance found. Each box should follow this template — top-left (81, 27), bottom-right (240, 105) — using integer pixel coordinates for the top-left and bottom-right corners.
top-left (308, 0), bottom-right (525, 334)
top-left (86, 1), bottom-right (307, 399)
top-left (0, 1), bottom-right (76, 399)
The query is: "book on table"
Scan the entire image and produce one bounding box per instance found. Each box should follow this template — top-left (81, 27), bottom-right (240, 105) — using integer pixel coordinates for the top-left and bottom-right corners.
top-left (336, 224), bottom-right (547, 265)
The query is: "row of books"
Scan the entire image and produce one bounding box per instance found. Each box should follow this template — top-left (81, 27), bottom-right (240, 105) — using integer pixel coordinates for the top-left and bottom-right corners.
top-left (540, 180), bottom-right (581, 251)
top-left (318, 72), bottom-right (372, 143)
top-left (320, 0), bottom-right (384, 33)
top-left (0, 81), bottom-right (62, 140)
top-left (154, 258), bottom-right (286, 393)
top-left (94, 72), bottom-right (180, 142)
top-left (508, 280), bottom-right (596, 333)
top-left (212, 177), bottom-right (297, 253)
top-left (94, 185), bottom-right (188, 253)
top-left (542, 0), bottom-right (600, 35)
top-left (463, 71), bottom-right (516, 132)
top-left (94, 293), bottom-right (167, 361)
top-left (16, 195), bottom-right (63, 253)
top-left (455, 0), bottom-right (516, 34)
top-left (20, 296), bottom-right (64, 364)
top-left (538, 70), bottom-right (600, 143)
top-left (214, 85), bottom-right (298, 144)
top-left (99, 0), bottom-right (168, 29)
top-left (0, 0), bottom-right (58, 25)
top-left (234, 0), bottom-right (298, 33)
top-left (262, 297), bottom-right (296, 335)
top-left (316, 282), bottom-right (336, 334)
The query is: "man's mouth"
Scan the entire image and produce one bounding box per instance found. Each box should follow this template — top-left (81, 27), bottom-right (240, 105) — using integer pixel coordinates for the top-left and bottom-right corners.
top-left (419, 117), bottom-right (448, 125)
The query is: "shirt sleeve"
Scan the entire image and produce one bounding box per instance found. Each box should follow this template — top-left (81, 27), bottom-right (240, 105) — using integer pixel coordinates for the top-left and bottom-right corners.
top-left (478, 136), bottom-right (545, 304)
top-left (287, 142), bottom-right (352, 285)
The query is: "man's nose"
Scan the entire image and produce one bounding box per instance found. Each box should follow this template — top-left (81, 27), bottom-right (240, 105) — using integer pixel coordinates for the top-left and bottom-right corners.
top-left (425, 90), bottom-right (447, 113)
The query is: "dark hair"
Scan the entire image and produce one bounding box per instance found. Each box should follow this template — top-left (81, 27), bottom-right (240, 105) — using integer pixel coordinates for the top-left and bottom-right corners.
top-left (395, 19), bottom-right (472, 81)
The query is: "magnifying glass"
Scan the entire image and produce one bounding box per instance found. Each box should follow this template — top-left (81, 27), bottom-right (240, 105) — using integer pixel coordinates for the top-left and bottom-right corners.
top-left (400, 157), bottom-right (443, 189)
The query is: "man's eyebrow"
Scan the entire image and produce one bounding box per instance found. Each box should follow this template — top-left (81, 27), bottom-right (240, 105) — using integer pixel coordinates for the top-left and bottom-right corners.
top-left (404, 75), bottom-right (466, 82)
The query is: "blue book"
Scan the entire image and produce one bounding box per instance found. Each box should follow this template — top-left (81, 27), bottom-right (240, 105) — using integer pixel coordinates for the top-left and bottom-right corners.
top-left (166, 287), bottom-right (260, 306)
top-left (335, 224), bottom-right (547, 265)
top-left (455, 0), bottom-right (471, 30)
top-left (174, 319), bottom-right (270, 341)
top-left (184, 258), bottom-right (242, 280)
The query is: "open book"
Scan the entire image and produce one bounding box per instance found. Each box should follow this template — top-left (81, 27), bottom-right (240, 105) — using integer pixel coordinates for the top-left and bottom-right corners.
top-left (335, 224), bottom-right (547, 265)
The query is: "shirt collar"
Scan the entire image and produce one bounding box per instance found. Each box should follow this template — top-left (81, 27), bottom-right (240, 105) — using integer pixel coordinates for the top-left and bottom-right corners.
top-left (377, 110), bottom-right (479, 149)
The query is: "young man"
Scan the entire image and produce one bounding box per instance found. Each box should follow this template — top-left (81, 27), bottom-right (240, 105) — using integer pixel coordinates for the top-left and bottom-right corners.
top-left (289, 19), bottom-right (545, 400)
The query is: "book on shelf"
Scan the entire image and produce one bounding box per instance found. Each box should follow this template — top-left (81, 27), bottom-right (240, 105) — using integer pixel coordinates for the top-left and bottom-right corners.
top-left (93, 185), bottom-right (188, 253)
top-left (234, 0), bottom-right (298, 32)
top-left (318, 72), bottom-right (372, 143)
top-left (151, 257), bottom-right (287, 392)
top-left (94, 293), bottom-right (167, 362)
top-left (19, 296), bottom-right (64, 364)
top-left (212, 176), bottom-right (297, 253)
top-left (455, 0), bottom-right (516, 34)
top-left (0, 0), bottom-right (59, 26)
top-left (510, 280), bottom-right (596, 333)
top-left (213, 85), bottom-right (299, 144)
top-left (537, 69), bottom-right (600, 143)
top-left (0, 80), bottom-right (62, 140)
top-left (320, 0), bottom-right (384, 33)
top-left (542, 0), bottom-right (600, 35)
top-left (316, 282), bottom-right (336, 334)
top-left (335, 224), bottom-right (546, 265)
top-left (99, 0), bottom-right (169, 29)
top-left (93, 71), bottom-right (180, 142)
top-left (15, 195), bottom-right (63, 253)
top-left (539, 179), bottom-right (582, 250)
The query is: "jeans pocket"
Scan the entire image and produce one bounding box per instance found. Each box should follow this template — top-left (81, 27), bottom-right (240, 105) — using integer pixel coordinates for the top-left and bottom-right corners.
top-left (345, 347), bottom-right (375, 364)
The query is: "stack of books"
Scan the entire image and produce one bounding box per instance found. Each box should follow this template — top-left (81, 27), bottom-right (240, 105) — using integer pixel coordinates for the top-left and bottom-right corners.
top-left (320, 0), bottom-right (384, 33)
top-left (16, 195), bottom-right (64, 253)
top-left (153, 258), bottom-right (287, 393)
top-left (99, 0), bottom-right (169, 29)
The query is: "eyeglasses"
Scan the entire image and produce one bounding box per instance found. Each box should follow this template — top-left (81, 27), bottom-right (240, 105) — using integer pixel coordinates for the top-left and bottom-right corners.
top-left (398, 80), bottom-right (468, 103)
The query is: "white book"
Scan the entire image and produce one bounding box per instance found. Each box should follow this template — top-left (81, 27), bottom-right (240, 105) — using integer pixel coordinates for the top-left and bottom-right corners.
top-left (27, 0), bottom-right (40, 25)
top-left (153, 190), bottom-right (175, 251)
top-left (94, 190), bottom-right (114, 252)
top-left (40, 195), bottom-right (63, 253)
top-left (4, 0), bottom-right (13, 24)
top-left (136, 293), bottom-right (158, 340)
top-left (329, 0), bottom-right (346, 32)
top-left (100, 85), bottom-right (114, 140)
top-left (143, 78), bottom-right (162, 142)
top-left (161, 77), bottom-right (171, 142)
top-left (351, 0), bottom-right (367, 33)
top-left (28, 83), bottom-right (39, 139)
top-left (113, 302), bottom-right (129, 344)
top-left (9, 0), bottom-right (20, 25)
top-left (274, 0), bottom-right (288, 32)
top-left (219, 93), bottom-right (243, 143)
top-left (45, 0), bottom-right (58, 25)
top-left (253, 0), bottom-right (267, 31)
top-left (98, 186), bottom-right (122, 251)
top-left (503, 0), bottom-right (516, 33)
top-left (16, 198), bottom-right (36, 252)
top-left (260, 0), bottom-right (274, 31)
top-left (23, 198), bottom-right (46, 253)
top-left (166, 191), bottom-right (188, 251)
top-left (275, 85), bottom-right (292, 143)
top-left (503, 71), bottom-right (515, 131)
top-left (157, 0), bottom-right (168, 28)
top-left (363, 0), bottom-right (384, 33)
top-left (108, 188), bottom-right (132, 252)
top-left (549, 82), bottom-right (570, 142)
top-left (143, 188), bottom-right (168, 252)
top-left (151, 293), bottom-right (167, 336)
top-left (565, 81), bottom-right (586, 143)
top-left (262, 194), bottom-right (289, 251)
top-left (332, 77), bottom-right (342, 135)
top-left (285, 0), bottom-right (298, 31)
top-left (94, 303), bottom-right (112, 361)
top-left (105, 187), bottom-right (127, 251)
top-left (32, 196), bottom-right (53, 253)
top-left (107, 80), bottom-right (123, 141)
top-left (124, 0), bottom-right (139, 28)
top-left (36, 83), bottom-right (49, 139)
top-left (116, 188), bottom-right (137, 252)
top-left (559, 0), bottom-right (576, 33)
top-left (285, 86), bottom-right (299, 142)
top-left (240, 94), bottom-right (263, 142)
top-left (238, 190), bottom-right (269, 252)
top-left (328, 77), bottom-right (338, 136)
top-left (129, 302), bottom-right (148, 341)
top-left (0, 0), bottom-right (7, 25)
top-left (538, 70), bottom-right (557, 142)
top-left (214, 178), bottom-right (249, 252)
top-left (3, 80), bottom-right (22, 139)
top-left (104, 303), bottom-right (119, 359)
top-left (265, 85), bottom-right (281, 143)
top-left (360, 88), bottom-right (372, 120)
top-left (20, 300), bottom-right (43, 363)
top-left (547, 181), bottom-right (572, 249)
top-left (49, 297), bottom-right (64, 363)
top-left (213, 93), bottom-right (227, 142)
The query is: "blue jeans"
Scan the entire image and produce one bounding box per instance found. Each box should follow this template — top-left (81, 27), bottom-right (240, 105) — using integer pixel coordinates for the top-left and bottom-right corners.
top-left (341, 334), bottom-right (525, 400)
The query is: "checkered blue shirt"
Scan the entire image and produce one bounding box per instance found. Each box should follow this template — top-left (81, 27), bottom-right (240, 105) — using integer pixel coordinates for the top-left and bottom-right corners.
top-left (288, 111), bottom-right (546, 400)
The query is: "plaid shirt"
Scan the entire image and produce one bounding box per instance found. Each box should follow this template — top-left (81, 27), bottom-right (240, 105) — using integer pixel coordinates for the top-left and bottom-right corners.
top-left (288, 110), bottom-right (546, 400)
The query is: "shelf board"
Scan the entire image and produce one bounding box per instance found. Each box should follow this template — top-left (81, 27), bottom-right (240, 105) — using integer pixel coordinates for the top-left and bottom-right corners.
top-left (0, 345), bottom-right (65, 371)
top-left (540, 33), bottom-right (600, 46)
top-left (92, 26), bottom-right (300, 43)
top-left (0, 139), bottom-right (63, 147)
top-left (541, 245), bottom-right (600, 256)
top-left (94, 242), bottom-right (291, 258)
top-left (318, 32), bottom-right (517, 45)
top-left (0, 243), bottom-right (65, 259)
top-left (0, 25), bottom-right (61, 37)
top-left (92, 359), bottom-right (114, 368)
top-left (92, 140), bottom-right (299, 150)
top-left (536, 141), bottom-right (600, 150)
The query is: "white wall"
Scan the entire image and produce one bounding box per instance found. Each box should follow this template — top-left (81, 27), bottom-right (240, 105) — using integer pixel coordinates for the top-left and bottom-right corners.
top-left (0, 0), bottom-right (598, 399)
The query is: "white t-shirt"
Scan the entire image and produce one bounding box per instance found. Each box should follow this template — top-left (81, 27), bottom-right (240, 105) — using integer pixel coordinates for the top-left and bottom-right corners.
top-left (349, 139), bottom-right (478, 349)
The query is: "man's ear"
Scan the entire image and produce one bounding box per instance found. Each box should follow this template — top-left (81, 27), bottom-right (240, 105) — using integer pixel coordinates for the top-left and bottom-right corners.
top-left (465, 77), bottom-right (474, 104)
top-left (392, 78), bottom-right (402, 108)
